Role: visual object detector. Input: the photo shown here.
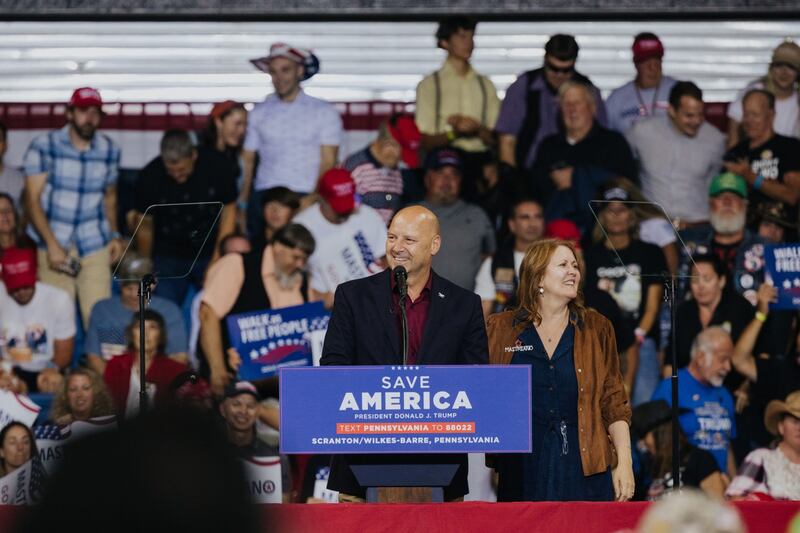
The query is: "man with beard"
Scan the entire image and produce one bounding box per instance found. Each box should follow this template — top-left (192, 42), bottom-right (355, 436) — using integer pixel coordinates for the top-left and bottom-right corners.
top-left (679, 172), bottom-right (766, 306)
top-left (23, 87), bottom-right (122, 326)
top-left (652, 327), bottom-right (737, 475)
top-left (198, 223), bottom-right (316, 397)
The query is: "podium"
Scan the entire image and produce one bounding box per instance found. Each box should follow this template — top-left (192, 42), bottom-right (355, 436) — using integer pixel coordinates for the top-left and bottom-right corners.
top-left (280, 365), bottom-right (531, 503)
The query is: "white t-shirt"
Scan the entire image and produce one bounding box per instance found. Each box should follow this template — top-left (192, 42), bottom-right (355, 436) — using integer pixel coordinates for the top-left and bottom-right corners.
top-left (728, 81), bottom-right (800, 139)
top-left (639, 218), bottom-right (677, 249)
top-left (125, 367), bottom-right (156, 419)
top-left (292, 203), bottom-right (387, 293)
top-left (0, 282), bottom-right (76, 372)
top-left (474, 250), bottom-right (525, 301)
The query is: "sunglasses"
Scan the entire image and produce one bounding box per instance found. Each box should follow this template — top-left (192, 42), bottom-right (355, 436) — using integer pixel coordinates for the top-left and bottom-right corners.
top-left (545, 60), bottom-right (575, 74)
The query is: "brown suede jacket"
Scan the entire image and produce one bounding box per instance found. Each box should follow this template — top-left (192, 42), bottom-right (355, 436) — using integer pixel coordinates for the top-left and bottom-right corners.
top-left (487, 308), bottom-right (632, 476)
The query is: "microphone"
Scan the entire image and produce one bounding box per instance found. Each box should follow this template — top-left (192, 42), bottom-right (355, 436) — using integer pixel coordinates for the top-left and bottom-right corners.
top-left (393, 266), bottom-right (408, 299)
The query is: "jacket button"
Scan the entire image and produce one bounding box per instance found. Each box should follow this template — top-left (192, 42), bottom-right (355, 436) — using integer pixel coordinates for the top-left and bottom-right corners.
top-left (580, 387), bottom-right (584, 392)
top-left (582, 448), bottom-right (586, 452)
top-left (579, 407), bottom-right (583, 412)
top-left (577, 368), bottom-right (582, 373)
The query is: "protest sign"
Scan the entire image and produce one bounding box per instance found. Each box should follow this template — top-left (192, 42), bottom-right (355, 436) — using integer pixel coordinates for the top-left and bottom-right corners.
top-left (241, 456), bottom-right (282, 503)
top-left (765, 243), bottom-right (800, 310)
top-left (281, 365), bottom-right (531, 454)
top-left (227, 302), bottom-right (330, 381)
top-left (0, 390), bottom-right (40, 430)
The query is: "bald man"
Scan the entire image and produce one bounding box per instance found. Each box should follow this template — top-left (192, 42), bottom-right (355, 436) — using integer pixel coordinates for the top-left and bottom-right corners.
top-left (652, 327), bottom-right (737, 475)
top-left (321, 205), bottom-right (488, 501)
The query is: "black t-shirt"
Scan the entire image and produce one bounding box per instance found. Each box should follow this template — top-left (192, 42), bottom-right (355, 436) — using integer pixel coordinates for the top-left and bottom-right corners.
top-left (135, 148), bottom-right (237, 258)
top-left (666, 288), bottom-right (754, 370)
top-left (709, 239), bottom-right (741, 278)
top-left (530, 123), bottom-right (638, 205)
top-left (648, 445), bottom-right (719, 497)
top-left (754, 353), bottom-right (800, 404)
top-left (726, 134), bottom-right (800, 229)
top-left (681, 446), bottom-right (721, 488)
top-left (584, 285), bottom-right (635, 352)
top-left (584, 239), bottom-right (667, 342)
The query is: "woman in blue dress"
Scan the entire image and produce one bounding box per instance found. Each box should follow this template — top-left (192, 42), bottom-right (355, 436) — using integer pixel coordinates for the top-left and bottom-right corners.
top-left (487, 238), bottom-right (635, 501)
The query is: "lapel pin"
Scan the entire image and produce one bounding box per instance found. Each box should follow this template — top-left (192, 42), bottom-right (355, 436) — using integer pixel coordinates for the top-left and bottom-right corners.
top-left (438, 292), bottom-right (445, 299)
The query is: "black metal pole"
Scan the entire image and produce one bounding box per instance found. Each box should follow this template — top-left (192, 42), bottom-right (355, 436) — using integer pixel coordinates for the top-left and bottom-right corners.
top-left (138, 274), bottom-right (155, 414)
top-left (400, 296), bottom-right (409, 366)
top-left (667, 274), bottom-right (680, 489)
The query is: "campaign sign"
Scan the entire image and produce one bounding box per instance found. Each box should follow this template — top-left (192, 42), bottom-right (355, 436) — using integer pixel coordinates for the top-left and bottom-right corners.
top-left (765, 243), bottom-right (800, 310)
top-left (242, 456), bottom-right (282, 504)
top-left (280, 365), bottom-right (531, 454)
top-left (0, 390), bottom-right (40, 430)
top-left (227, 302), bottom-right (330, 381)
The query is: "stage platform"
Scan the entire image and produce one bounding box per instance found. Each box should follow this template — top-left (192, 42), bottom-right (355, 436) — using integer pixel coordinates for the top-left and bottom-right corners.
top-left (1, 501), bottom-right (797, 532)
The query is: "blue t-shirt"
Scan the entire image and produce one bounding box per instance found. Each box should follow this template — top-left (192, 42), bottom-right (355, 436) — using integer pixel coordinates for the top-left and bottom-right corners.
top-left (85, 295), bottom-right (188, 359)
top-left (651, 368), bottom-right (736, 473)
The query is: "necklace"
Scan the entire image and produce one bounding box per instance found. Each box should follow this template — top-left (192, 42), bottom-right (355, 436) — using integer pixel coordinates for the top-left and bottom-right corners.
top-left (634, 79), bottom-right (661, 117)
top-left (539, 312), bottom-right (569, 344)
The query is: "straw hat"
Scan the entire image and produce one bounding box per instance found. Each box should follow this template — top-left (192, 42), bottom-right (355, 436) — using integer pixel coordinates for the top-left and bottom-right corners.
top-left (764, 390), bottom-right (800, 436)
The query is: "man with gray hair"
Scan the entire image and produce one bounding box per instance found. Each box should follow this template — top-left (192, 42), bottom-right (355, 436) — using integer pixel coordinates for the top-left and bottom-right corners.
top-left (530, 80), bottom-right (637, 218)
top-left (129, 129), bottom-right (238, 306)
top-left (652, 326), bottom-right (737, 475)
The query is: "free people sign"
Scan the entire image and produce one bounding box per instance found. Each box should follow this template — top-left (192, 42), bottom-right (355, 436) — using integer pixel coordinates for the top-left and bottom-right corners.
top-left (280, 365), bottom-right (531, 454)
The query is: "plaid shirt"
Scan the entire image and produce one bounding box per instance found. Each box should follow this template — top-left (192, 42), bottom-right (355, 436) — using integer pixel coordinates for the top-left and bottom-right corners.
top-left (23, 125), bottom-right (120, 256)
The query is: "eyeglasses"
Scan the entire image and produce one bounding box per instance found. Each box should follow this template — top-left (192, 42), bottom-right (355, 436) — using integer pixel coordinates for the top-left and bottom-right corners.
top-left (545, 60), bottom-right (575, 74)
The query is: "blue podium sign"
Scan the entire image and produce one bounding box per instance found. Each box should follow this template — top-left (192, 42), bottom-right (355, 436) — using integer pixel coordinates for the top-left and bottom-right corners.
top-left (280, 365), bottom-right (531, 454)
top-left (765, 243), bottom-right (800, 310)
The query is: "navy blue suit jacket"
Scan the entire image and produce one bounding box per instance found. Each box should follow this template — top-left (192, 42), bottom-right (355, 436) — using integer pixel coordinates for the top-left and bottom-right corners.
top-left (321, 268), bottom-right (488, 366)
top-left (320, 268), bottom-right (489, 498)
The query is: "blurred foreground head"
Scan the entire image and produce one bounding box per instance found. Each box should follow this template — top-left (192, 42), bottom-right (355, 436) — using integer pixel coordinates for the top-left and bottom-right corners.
top-left (637, 489), bottom-right (744, 533)
top-left (15, 408), bottom-right (260, 533)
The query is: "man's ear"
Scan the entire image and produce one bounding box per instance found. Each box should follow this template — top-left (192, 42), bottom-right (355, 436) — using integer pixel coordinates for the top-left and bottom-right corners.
top-left (430, 234), bottom-right (442, 257)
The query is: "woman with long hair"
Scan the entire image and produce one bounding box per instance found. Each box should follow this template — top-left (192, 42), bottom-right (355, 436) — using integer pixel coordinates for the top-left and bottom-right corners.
top-left (50, 367), bottom-right (115, 426)
top-left (487, 238), bottom-right (634, 501)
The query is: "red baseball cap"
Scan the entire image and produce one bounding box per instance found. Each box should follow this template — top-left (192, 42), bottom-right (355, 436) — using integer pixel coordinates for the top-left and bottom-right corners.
top-left (1, 247), bottom-right (37, 292)
top-left (632, 34), bottom-right (664, 64)
top-left (387, 115), bottom-right (421, 169)
top-left (545, 219), bottom-right (582, 250)
top-left (69, 87), bottom-right (103, 108)
top-left (318, 168), bottom-right (356, 215)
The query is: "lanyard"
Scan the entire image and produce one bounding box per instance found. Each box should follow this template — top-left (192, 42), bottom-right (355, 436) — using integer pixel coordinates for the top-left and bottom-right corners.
top-left (634, 80), bottom-right (661, 117)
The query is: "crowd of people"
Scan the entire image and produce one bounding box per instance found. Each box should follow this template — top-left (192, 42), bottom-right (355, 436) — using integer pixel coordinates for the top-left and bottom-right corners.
top-left (0, 15), bottom-right (799, 505)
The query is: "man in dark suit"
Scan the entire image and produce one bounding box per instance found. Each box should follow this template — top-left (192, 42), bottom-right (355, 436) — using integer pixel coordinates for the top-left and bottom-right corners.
top-left (321, 205), bottom-right (488, 501)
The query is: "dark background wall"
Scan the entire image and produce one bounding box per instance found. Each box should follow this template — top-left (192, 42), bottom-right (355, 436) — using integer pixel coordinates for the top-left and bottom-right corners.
top-left (1, 0), bottom-right (799, 19)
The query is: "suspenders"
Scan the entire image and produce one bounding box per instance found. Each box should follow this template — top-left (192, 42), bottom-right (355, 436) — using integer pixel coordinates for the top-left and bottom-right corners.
top-left (433, 70), bottom-right (488, 132)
